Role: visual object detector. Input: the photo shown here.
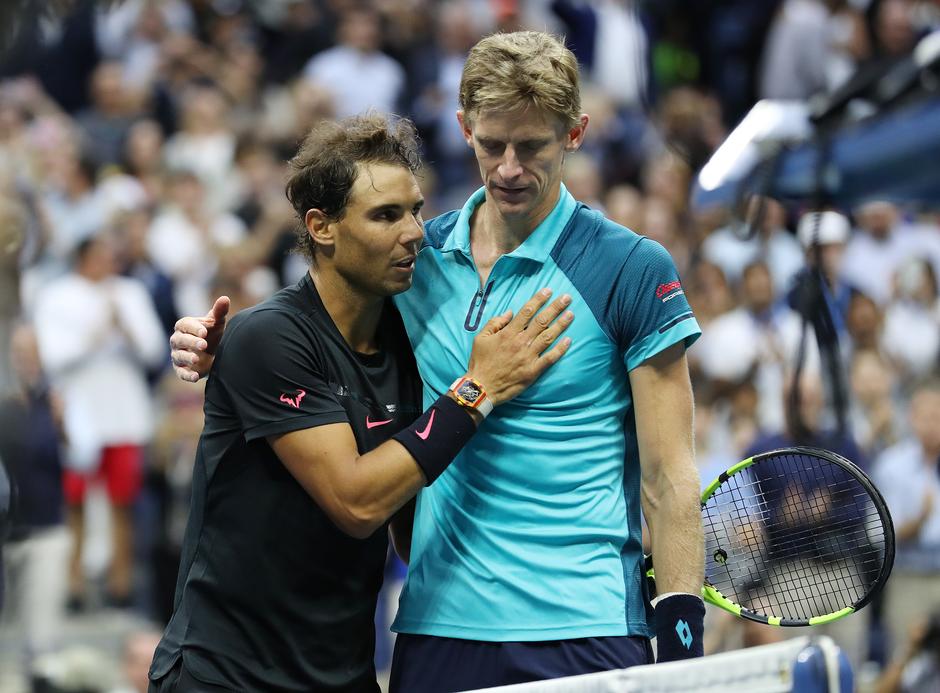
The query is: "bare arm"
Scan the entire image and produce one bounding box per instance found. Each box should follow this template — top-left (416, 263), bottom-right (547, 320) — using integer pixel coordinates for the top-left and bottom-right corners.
top-left (269, 422), bottom-right (427, 539)
top-left (632, 342), bottom-right (703, 596)
top-left (875, 655), bottom-right (908, 693)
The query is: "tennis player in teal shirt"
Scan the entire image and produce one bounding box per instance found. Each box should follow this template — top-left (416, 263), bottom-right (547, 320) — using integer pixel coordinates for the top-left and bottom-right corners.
top-left (381, 32), bottom-right (705, 690)
top-left (392, 180), bottom-right (701, 636)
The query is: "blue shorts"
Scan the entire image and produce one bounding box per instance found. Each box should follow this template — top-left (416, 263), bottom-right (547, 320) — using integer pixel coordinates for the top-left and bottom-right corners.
top-left (389, 633), bottom-right (653, 692)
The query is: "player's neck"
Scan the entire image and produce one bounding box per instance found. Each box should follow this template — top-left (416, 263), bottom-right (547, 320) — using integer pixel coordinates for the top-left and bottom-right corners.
top-left (470, 187), bottom-right (559, 275)
top-left (478, 188), bottom-right (561, 247)
top-left (309, 269), bottom-right (383, 354)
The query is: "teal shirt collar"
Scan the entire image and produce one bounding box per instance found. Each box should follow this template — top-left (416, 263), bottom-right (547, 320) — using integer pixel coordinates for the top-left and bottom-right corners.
top-left (442, 184), bottom-right (579, 263)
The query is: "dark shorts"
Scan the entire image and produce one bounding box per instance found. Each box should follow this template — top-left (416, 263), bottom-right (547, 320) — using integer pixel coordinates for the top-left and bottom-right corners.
top-left (389, 633), bottom-right (653, 693)
top-left (148, 657), bottom-right (233, 693)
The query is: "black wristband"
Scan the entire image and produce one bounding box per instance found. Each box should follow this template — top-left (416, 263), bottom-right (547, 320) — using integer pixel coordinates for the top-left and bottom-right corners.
top-left (653, 593), bottom-right (705, 662)
top-left (392, 395), bottom-right (477, 485)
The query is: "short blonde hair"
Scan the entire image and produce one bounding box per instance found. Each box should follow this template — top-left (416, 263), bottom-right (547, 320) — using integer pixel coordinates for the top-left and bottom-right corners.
top-left (459, 31), bottom-right (581, 129)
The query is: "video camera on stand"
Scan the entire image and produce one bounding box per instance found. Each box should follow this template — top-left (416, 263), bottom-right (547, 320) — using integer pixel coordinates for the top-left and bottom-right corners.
top-left (692, 31), bottom-right (940, 216)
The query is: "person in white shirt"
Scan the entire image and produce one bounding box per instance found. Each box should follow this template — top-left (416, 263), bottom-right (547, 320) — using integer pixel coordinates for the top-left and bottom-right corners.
top-left (701, 198), bottom-right (804, 296)
top-left (39, 154), bottom-right (109, 269)
top-left (301, 7), bottom-right (404, 118)
top-left (146, 169), bottom-right (246, 317)
top-left (874, 381), bottom-right (940, 549)
top-left (161, 85), bottom-right (238, 214)
top-left (841, 201), bottom-right (937, 307)
top-left (759, 0), bottom-right (856, 100)
top-left (695, 259), bottom-right (804, 434)
top-left (32, 233), bottom-right (166, 608)
top-left (883, 257), bottom-right (940, 382)
top-left (873, 380), bottom-right (940, 653)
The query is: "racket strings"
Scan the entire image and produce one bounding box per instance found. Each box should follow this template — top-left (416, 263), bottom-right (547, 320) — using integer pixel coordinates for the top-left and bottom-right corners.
top-left (702, 452), bottom-right (888, 621)
top-left (708, 486), bottom-right (876, 612)
top-left (705, 514), bottom-right (876, 618)
top-left (706, 485), bottom-right (882, 563)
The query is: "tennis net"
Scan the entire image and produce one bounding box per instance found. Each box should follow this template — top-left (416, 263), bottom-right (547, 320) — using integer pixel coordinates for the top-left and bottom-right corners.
top-left (465, 636), bottom-right (853, 693)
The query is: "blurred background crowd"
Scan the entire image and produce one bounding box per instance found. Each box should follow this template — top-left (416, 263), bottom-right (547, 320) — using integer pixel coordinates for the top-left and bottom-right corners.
top-left (0, 0), bottom-right (939, 691)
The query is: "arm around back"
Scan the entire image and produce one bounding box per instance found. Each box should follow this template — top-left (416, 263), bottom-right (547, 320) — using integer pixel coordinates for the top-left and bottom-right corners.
top-left (268, 288), bottom-right (576, 539)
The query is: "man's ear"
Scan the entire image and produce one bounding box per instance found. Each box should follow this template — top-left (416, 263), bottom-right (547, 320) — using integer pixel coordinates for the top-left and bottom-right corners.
top-left (456, 110), bottom-right (473, 147)
top-left (565, 113), bottom-right (590, 152)
top-left (305, 208), bottom-right (335, 252)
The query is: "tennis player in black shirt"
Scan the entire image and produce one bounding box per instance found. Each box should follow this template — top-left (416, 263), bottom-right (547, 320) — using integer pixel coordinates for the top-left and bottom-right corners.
top-left (148, 114), bottom-right (574, 692)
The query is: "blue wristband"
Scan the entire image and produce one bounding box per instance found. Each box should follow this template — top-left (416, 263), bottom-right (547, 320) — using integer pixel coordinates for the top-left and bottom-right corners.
top-left (653, 593), bottom-right (705, 662)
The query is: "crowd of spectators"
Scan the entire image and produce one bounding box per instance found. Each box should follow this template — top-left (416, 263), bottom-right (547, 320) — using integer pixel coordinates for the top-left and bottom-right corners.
top-left (0, 0), bottom-right (939, 690)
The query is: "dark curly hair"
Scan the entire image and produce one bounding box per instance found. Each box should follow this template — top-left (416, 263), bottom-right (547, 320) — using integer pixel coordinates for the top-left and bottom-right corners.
top-left (285, 113), bottom-right (422, 262)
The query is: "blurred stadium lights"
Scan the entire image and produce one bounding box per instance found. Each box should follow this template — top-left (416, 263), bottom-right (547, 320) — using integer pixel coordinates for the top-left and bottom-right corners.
top-left (692, 30), bottom-right (940, 214)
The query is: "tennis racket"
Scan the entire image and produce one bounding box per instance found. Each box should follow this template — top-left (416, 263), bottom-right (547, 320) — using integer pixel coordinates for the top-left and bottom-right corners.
top-left (645, 446), bottom-right (895, 627)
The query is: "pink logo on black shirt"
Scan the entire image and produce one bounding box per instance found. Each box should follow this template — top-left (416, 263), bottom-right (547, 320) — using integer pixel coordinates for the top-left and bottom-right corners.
top-left (279, 389), bottom-right (306, 408)
top-left (366, 416), bottom-right (393, 429)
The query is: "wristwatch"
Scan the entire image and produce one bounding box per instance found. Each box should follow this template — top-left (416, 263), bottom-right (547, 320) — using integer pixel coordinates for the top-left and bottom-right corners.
top-left (449, 376), bottom-right (494, 418)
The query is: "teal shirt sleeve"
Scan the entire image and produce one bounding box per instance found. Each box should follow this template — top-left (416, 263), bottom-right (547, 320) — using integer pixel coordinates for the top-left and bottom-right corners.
top-left (546, 208), bottom-right (700, 371)
top-left (618, 239), bottom-right (700, 371)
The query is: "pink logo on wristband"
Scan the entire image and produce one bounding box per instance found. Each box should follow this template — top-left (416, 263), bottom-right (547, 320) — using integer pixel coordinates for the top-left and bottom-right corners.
top-left (416, 410), bottom-right (436, 440)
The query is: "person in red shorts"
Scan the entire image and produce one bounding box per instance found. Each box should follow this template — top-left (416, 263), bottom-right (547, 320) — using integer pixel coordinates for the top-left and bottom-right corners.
top-left (33, 234), bottom-right (167, 609)
top-left (60, 443), bottom-right (143, 607)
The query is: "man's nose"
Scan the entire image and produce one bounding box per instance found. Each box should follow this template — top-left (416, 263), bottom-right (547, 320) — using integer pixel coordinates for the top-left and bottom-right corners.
top-left (498, 147), bottom-right (523, 180)
top-left (401, 213), bottom-right (424, 246)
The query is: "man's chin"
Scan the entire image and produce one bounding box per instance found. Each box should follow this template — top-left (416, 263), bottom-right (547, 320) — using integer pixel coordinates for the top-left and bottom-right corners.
top-left (493, 197), bottom-right (534, 217)
top-left (384, 276), bottom-right (414, 296)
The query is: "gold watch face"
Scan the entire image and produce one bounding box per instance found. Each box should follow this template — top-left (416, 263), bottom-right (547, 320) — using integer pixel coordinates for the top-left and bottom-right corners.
top-left (456, 381), bottom-right (482, 403)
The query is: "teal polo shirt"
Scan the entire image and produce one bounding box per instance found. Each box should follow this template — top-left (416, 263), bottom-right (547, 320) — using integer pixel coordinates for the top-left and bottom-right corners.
top-left (392, 185), bottom-right (700, 640)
